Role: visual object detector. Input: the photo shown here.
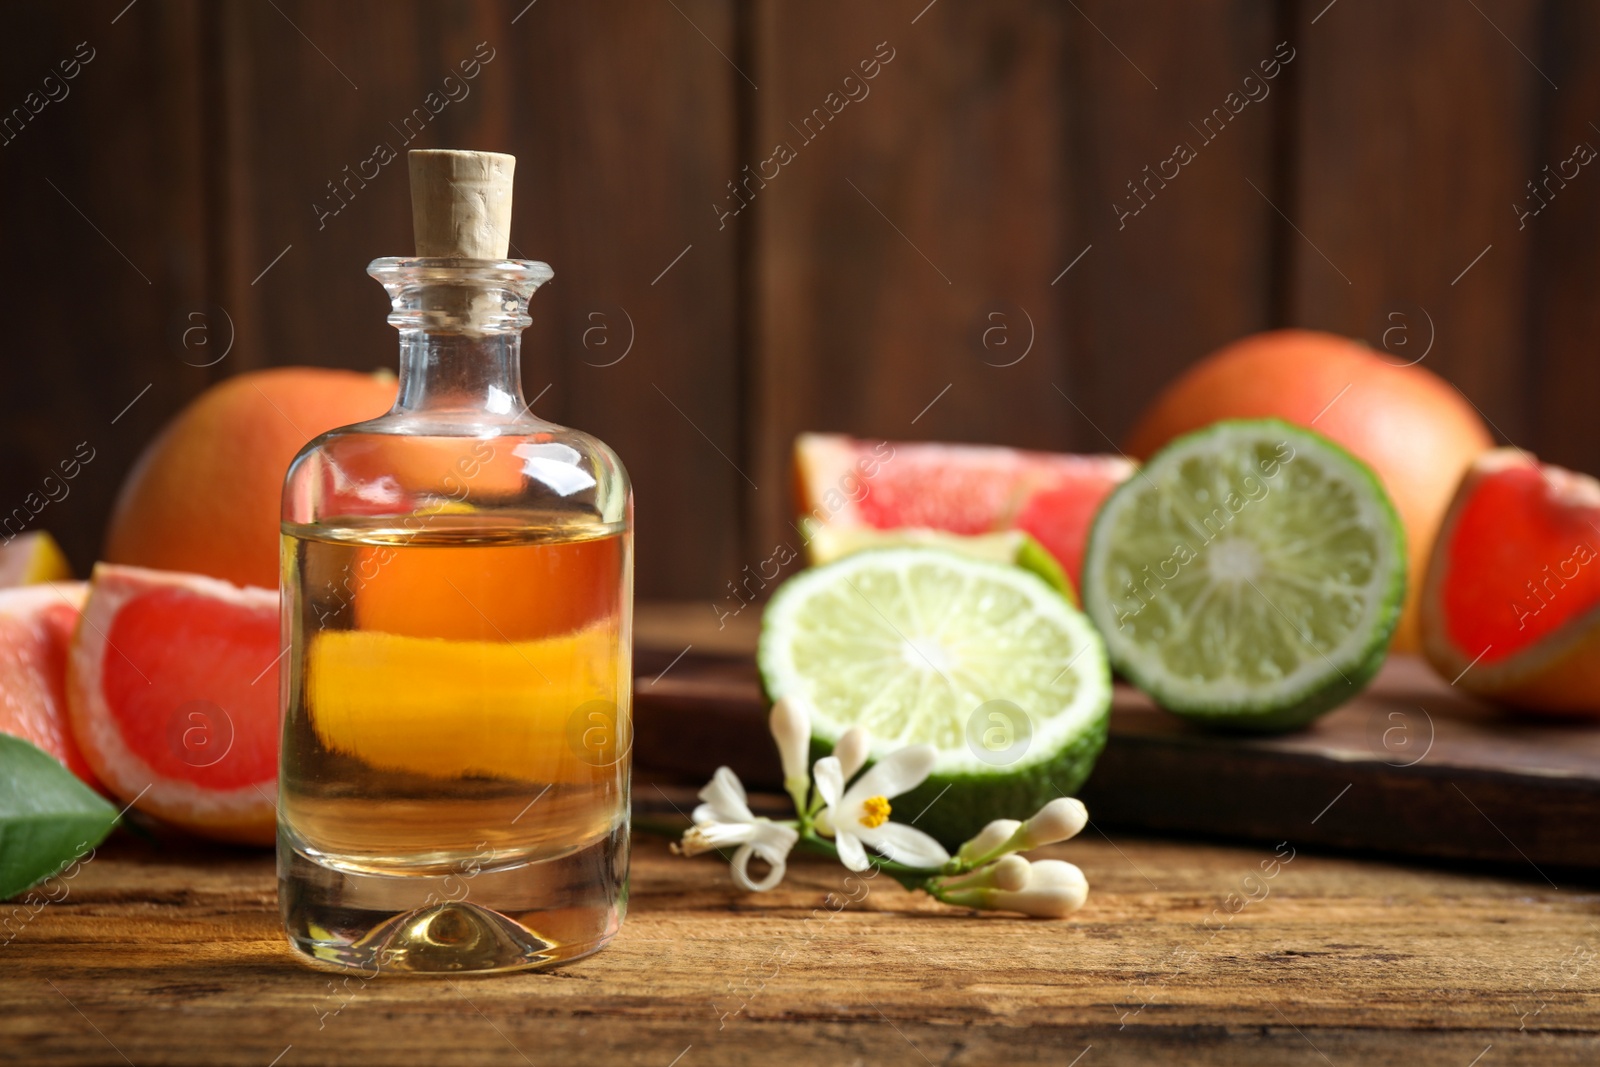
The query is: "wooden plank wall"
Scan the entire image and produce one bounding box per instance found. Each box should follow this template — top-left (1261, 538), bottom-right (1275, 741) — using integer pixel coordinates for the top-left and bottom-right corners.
top-left (0, 0), bottom-right (1592, 601)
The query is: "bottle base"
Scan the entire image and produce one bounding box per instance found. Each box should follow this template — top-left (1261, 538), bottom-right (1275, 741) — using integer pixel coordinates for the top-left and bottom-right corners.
top-left (279, 825), bottom-right (628, 974)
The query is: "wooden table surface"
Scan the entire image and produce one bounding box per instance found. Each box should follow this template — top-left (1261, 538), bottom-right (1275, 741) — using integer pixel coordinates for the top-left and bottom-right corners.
top-left (6, 815), bottom-right (1599, 1066)
top-left (8, 607), bottom-right (1600, 1064)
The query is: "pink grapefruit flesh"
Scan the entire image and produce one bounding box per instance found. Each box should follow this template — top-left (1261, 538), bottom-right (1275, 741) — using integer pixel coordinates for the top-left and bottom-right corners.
top-left (793, 433), bottom-right (1135, 595)
top-left (1421, 449), bottom-right (1600, 714)
top-left (0, 582), bottom-right (98, 787)
top-left (67, 564), bottom-right (280, 844)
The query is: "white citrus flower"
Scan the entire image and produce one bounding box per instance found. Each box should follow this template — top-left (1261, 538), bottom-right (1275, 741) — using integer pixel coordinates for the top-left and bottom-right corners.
top-left (813, 745), bottom-right (950, 872)
top-left (679, 766), bottom-right (799, 892)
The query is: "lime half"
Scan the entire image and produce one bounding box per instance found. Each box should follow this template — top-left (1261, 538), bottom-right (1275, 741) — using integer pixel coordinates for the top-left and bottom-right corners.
top-left (759, 547), bottom-right (1110, 847)
top-left (1082, 419), bottom-right (1406, 731)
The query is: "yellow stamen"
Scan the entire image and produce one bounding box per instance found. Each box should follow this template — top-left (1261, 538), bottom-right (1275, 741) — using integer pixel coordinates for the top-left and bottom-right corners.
top-left (860, 796), bottom-right (892, 829)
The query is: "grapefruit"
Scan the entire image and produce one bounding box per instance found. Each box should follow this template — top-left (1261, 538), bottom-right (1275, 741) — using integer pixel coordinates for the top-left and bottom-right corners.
top-left (0, 531), bottom-right (72, 587)
top-left (67, 564), bottom-right (280, 844)
top-left (0, 582), bottom-right (98, 787)
top-left (1420, 449), bottom-right (1600, 715)
top-left (105, 367), bottom-right (396, 590)
top-left (1124, 329), bottom-right (1493, 651)
top-left (792, 434), bottom-right (1135, 596)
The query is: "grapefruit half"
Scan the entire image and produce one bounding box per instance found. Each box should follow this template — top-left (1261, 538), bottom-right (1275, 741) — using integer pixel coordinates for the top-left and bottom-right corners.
top-left (1420, 449), bottom-right (1600, 714)
top-left (67, 564), bottom-right (280, 843)
top-left (105, 367), bottom-right (396, 589)
top-left (793, 434), bottom-right (1135, 596)
top-left (0, 582), bottom-right (98, 787)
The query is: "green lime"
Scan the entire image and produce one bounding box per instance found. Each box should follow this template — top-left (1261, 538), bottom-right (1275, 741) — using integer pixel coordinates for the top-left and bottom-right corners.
top-left (759, 547), bottom-right (1110, 848)
top-left (1081, 419), bottom-right (1406, 731)
top-left (802, 523), bottom-right (1074, 602)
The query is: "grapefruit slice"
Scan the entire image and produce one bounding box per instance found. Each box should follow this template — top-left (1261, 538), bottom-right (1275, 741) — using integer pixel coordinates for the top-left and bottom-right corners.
top-left (0, 531), bottom-right (73, 587)
top-left (1421, 449), bottom-right (1600, 714)
top-left (792, 434), bottom-right (1135, 596)
top-left (0, 582), bottom-right (99, 787)
top-left (67, 564), bottom-right (280, 844)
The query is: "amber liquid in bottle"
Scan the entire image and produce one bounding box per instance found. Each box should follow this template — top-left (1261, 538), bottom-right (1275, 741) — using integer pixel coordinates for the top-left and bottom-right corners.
top-left (279, 513), bottom-right (632, 972)
top-left (282, 518), bottom-right (628, 868)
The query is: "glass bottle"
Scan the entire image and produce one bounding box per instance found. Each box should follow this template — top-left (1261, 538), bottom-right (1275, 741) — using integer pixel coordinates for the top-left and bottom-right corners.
top-left (277, 151), bottom-right (632, 974)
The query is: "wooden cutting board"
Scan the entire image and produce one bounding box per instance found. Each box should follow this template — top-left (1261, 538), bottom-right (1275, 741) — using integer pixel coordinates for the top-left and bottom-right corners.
top-left (634, 649), bottom-right (1600, 873)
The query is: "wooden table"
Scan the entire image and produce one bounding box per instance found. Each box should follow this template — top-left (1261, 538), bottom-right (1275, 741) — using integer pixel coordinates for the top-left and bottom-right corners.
top-left (6, 814), bottom-right (1599, 1065)
top-left (10, 607), bottom-right (1600, 1063)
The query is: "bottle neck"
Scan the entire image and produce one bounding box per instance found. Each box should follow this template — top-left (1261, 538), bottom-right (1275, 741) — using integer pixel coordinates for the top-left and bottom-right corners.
top-left (368, 257), bottom-right (552, 424)
top-left (393, 329), bottom-right (526, 418)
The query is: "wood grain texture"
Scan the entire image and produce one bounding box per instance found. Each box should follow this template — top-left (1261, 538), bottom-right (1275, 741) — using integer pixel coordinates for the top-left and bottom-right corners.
top-left (748, 0), bottom-right (1075, 559)
top-left (1288, 0), bottom-right (1542, 445)
top-left (1525, 0), bottom-right (1600, 477)
top-left (4, 822), bottom-right (1598, 1064)
top-left (1066, 0), bottom-right (1282, 450)
top-left (0, 0), bottom-right (211, 572)
top-left (635, 644), bottom-right (1600, 871)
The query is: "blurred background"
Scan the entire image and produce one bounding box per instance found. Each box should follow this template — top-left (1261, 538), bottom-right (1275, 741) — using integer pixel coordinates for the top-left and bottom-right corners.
top-left (1, 0), bottom-right (1594, 602)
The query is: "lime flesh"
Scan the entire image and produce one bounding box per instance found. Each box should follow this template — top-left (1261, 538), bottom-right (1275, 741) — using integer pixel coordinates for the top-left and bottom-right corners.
top-left (802, 524), bottom-right (1073, 600)
top-left (759, 548), bottom-right (1110, 847)
top-left (1082, 419), bottom-right (1405, 731)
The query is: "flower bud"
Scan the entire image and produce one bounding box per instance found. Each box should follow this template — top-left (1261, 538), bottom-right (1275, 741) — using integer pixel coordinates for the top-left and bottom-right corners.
top-left (956, 818), bottom-right (1022, 866)
top-left (990, 854), bottom-right (1032, 892)
top-left (833, 727), bottom-right (871, 781)
top-left (1014, 797), bottom-right (1088, 851)
top-left (1025, 859), bottom-right (1086, 889)
top-left (769, 698), bottom-right (812, 805)
top-left (985, 860), bottom-right (1089, 917)
top-left (936, 854), bottom-right (1031, 896)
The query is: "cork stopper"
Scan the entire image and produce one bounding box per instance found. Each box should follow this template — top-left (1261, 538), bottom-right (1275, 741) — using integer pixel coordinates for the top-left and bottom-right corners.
top-left (408, 149), bottom-right (515, 259)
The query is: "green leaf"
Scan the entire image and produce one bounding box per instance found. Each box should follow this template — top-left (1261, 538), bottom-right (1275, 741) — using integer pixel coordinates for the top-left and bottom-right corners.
top-left (0, 735), bottom-right (119, 900)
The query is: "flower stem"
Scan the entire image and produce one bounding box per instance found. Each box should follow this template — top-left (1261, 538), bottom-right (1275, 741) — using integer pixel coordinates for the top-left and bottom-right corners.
top-left (794, 830), bottom-right (939, 892)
